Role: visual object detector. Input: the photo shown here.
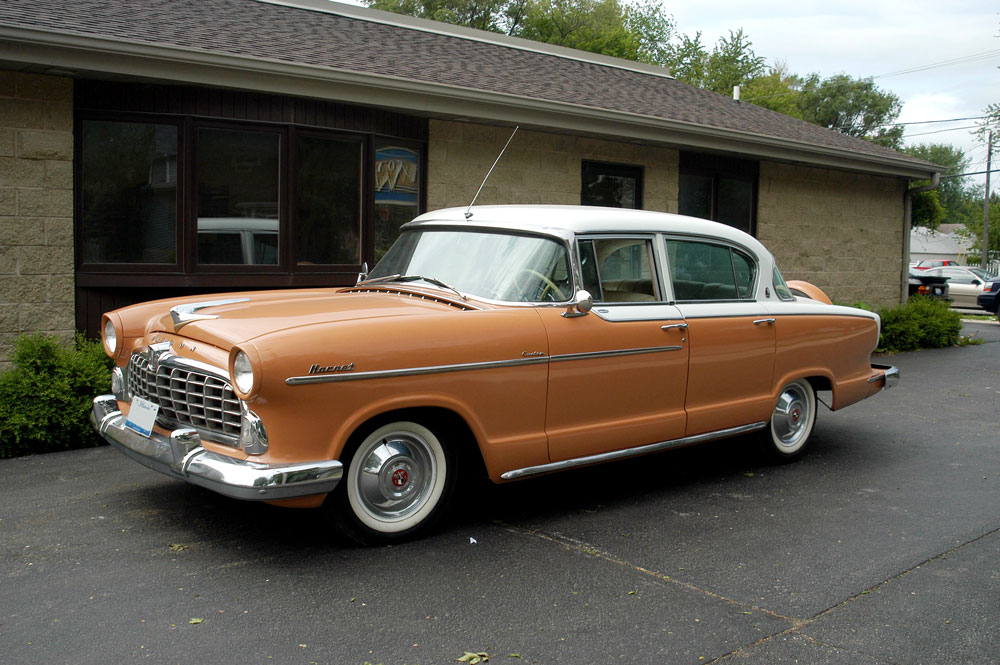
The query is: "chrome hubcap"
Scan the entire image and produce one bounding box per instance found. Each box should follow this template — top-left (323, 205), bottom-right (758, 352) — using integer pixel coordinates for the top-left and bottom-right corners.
top-left (355, 433), bottom-right (436, 523)
top-left (773, 384), bottom-right (810, 448)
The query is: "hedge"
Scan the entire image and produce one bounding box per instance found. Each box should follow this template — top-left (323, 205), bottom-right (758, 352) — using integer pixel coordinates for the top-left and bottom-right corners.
top-left (0, 333), bottom-right (113, 458)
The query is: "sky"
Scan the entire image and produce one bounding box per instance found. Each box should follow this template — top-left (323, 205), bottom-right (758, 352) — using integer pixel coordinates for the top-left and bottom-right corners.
top-left (662, 0), bottom-right (999, 186)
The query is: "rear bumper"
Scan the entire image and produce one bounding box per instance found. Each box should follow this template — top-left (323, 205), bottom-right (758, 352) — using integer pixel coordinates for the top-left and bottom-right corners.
top-left (869, 363), bottom-right (900, 391)
top-left (91, 395), bottom-right (342, 501)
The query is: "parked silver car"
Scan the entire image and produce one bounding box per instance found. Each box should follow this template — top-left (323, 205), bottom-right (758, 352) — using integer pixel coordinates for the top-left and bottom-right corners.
top-left (922, 266), bottom-right (996, 309)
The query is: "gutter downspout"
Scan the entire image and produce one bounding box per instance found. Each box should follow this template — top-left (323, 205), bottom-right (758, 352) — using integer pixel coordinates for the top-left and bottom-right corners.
top-left (901, 172), bottom-right (942, 303)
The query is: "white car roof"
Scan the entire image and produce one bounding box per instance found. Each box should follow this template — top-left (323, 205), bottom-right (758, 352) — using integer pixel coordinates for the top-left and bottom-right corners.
top-left (408, 205), bottom-right (770, 257)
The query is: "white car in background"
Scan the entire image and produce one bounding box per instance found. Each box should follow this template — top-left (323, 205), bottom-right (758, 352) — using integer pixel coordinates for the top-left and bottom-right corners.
top-left (922, 266), bottom-right (996, 309)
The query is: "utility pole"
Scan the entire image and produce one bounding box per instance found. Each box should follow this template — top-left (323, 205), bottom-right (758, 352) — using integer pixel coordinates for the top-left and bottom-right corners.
top-left (985, 130), bottom-right (993, 270)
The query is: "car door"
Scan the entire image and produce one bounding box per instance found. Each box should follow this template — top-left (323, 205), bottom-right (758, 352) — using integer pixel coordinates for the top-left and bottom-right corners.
top-left (539, 236), bottom-right (690, 462)
top-left (665, 238), bottom-right (776, 436)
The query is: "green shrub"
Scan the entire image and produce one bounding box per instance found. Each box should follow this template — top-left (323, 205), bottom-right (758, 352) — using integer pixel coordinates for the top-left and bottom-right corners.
top-left (0, 332), bottom-right (113, 458)
top-left (877, 296), bottom-right (962, 352)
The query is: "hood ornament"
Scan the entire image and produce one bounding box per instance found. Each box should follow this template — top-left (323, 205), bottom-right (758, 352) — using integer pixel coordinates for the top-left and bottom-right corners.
top-left (170, 298), bottom-right (249, 331)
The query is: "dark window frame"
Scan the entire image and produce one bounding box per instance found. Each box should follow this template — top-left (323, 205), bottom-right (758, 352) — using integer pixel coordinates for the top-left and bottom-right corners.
top-left (74, 112), bottom-right (420, 288)
top-left (678, 152), bottom-right (759, 236)
top-left (75, 113), bottom-right (186, 274)
top-left (581, 161), bottom-right (644, 209)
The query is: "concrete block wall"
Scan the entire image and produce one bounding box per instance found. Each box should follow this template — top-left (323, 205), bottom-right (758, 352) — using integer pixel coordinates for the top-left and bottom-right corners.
top-left (427, 121), bottom-right (679, 213)
top-left (0, 71), bottom-right (75, 368)
top-left (757, 162), bottom-right (906, 307)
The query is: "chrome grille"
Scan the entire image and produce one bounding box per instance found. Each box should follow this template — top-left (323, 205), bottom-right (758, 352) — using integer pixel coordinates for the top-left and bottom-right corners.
top-left (127, 352), bottom-right (242, 443)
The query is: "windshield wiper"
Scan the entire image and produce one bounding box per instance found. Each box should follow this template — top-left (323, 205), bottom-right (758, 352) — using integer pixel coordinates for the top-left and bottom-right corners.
top-left (356, 274), bottom-right (466, 300)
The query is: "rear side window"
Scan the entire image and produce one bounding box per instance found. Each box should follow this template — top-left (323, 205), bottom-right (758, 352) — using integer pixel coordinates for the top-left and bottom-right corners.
top-left (666, 240), bottom-right (757, 301)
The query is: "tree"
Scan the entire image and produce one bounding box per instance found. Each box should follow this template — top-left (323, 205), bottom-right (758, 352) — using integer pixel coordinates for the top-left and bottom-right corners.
top-left (664, 28), bottom-right (765, 95)
top-left (517, 0), bottom-right (642, 61)
top-left (739, 64), bottom-right (804, 117)
top-left (960, 191), bottom-right (1000, 258)
top-left (793, 74), bottom-right (903, 149)
top-left (903, 143), bottom-right (977, 225)
top-left (363, 0), bottom-right (676, 64)
top-left (364, 0), bottom-right (527, 34)
top-left (910, 190), bottom-right (946, 230)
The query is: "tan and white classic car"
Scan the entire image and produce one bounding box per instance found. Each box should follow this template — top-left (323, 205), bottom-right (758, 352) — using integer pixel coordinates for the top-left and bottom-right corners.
top-left (92, 205), bottom-right (898, 544)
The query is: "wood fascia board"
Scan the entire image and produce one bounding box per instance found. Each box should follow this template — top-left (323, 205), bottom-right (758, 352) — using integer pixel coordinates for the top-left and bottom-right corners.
top-left (0, 25), bottom-right (940, 181)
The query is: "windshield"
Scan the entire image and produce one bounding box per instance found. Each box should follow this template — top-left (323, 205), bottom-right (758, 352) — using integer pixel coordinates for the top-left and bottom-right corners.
top-left (367, 228), bottom-right (572, 302)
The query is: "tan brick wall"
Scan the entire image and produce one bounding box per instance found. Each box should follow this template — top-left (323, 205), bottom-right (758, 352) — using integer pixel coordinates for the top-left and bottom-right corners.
top-left (0, 71), bottom-right (75, 368)
top-left (757, 162), bottom-right (906, 307)
top-left (427, 121), bottom-right (679, 212)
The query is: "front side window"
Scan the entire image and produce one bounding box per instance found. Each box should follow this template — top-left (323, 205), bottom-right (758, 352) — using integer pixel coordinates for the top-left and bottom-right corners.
top-left (666, 239), bottom-right (757, 301)
top-left (80, 120), bottom-right (178, 264)
top-left (196, 127), bottom-right (281, 265)
top-left (369, 229), bottom-right (570, 302)
top-left (578, 238), bottom-right (659, 302)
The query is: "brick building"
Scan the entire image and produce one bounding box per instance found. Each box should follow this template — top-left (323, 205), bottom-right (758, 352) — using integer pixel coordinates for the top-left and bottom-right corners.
top-left (0, 0), bottom-right (940, 366)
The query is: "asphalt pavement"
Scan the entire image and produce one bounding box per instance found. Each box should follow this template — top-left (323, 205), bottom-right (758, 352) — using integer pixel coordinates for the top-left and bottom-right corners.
top-left (1, 321), bottom-right (998, 665)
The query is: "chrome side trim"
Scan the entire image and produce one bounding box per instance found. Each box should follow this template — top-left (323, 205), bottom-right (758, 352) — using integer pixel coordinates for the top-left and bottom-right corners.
top-left (91, 395), bottom-right (342, 500)
top-left (500, 421), bottom-right (768, 480)
top-left (549, 346), bottom-right (683, 363)
top-left (285, 345), bottom-right (683, 385)
top-left (286, 356), bottom-right (550, 385)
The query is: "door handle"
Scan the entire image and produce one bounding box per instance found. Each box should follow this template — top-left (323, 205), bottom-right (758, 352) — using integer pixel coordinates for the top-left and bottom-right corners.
top-left (753, 318), bottom-right (776, 325)
top-left (661, 323), bottom-right (688, 331)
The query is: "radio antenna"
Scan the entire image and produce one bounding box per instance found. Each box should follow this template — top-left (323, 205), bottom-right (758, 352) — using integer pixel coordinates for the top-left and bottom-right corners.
top-left (465, 126), bottom-right (519, 219)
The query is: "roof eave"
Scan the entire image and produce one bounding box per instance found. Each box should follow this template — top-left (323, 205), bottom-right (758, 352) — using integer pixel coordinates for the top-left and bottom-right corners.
top-left (0, 25), bottom-right (941, 181)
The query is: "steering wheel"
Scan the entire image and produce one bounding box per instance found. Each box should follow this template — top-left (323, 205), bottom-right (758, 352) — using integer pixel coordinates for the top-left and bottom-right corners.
top-left (514, 269), bottom-right (567, 302)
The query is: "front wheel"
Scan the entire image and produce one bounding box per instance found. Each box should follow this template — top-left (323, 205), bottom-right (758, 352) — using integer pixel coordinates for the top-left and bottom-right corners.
top-left (761, 379), bottom-right (816, 462)
top-left (327, 420), bottom-right (456, 545)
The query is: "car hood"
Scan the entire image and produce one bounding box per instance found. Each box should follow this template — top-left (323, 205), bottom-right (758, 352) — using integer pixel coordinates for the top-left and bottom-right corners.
top-left (148, 287), bottom-right (476, 349)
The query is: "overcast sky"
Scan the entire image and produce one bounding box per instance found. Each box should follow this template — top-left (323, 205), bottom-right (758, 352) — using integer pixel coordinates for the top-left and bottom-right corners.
top-left (664, 0), bottom-right (999, 183)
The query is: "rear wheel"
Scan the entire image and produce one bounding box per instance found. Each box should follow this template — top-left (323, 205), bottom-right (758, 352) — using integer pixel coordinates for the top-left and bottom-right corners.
top-left (761, 379), bottom-right (816, 462)
top-left (328, 420), bottom-right (456, 545)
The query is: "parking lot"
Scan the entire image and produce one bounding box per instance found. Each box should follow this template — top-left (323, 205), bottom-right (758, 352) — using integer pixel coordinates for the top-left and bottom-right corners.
top-left (2, 321), bottom-right (998, 665)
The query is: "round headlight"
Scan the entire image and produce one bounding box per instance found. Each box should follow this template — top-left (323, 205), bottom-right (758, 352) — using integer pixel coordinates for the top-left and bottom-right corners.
top-left (103, 318), bottom-right (118, 355)
top-left (233, 351), bottom-right (255, 395)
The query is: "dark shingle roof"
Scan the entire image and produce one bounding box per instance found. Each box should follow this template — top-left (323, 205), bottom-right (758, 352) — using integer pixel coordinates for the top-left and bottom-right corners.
top-left (0, 0), bottom-right (937, 174)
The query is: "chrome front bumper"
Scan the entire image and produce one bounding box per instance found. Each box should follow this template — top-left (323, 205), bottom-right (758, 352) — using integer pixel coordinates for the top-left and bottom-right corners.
top-left (91, 395), bottom-right (342, 501)
top-left (870, 363), bottom-right (900, 391)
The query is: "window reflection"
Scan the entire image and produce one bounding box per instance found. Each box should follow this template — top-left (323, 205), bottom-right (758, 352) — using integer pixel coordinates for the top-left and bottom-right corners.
top-left (80, 121), bottom-right (178, 264)
top-left (296, 135), bottom-right (362, 265)
top-left (196, 128), bottom-right (280, 265)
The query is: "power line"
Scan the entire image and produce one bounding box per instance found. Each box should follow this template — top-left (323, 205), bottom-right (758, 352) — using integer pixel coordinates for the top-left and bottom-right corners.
top-left (891, 115), bottom-right (987, 126)
top-left (940, 168), bottom-right (1000, 178)
top-left (874, 49), bottom-right (1000, 78)
top-left (905, 124), bottom-right (980, 137)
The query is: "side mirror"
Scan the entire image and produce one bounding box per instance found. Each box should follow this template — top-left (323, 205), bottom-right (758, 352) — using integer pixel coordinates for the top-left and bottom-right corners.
top-left (972, 279), bottom-right (982, 286)
top-left (562, 290), bottom-right (593, 318)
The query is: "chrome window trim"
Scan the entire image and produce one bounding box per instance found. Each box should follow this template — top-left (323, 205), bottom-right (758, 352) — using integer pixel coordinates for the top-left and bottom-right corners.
top-left (501, 421), bottom-right (768, 480)
top-left (285, 345), bottom-right (682, 385)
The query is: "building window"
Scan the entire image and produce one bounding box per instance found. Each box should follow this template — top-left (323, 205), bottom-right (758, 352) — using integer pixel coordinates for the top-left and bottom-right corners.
top-left (678, 153), bottom-right (758, 235)
top-left (374, 142), bottom-right (421, 261)
top-left (79, 120), bottom-right (179, 264)
top-left (196, 127), bottom-right (282, 266)
top-left (77, 118), bottom-right (398, 274)
top-left (295, 134), bottom-right (364, 266)
top-left (581, 161), bottom-right (643, 209)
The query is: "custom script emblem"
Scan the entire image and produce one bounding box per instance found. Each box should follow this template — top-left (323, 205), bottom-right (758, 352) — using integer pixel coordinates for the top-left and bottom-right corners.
top-left (307, 362), bottom-right (355, 375)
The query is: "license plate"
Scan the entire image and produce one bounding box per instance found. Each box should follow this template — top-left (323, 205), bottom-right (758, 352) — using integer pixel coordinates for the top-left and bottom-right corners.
top-left (125, 396), bottom-right (159, 437)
